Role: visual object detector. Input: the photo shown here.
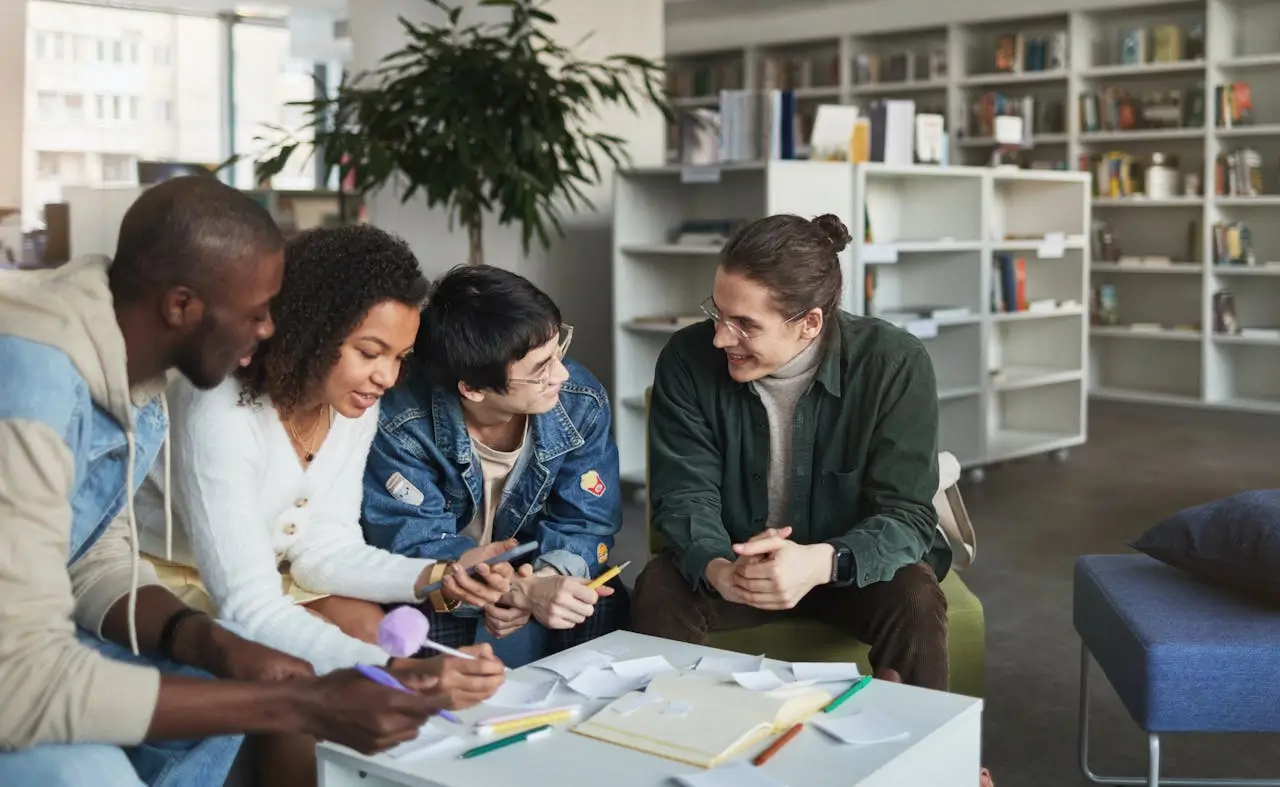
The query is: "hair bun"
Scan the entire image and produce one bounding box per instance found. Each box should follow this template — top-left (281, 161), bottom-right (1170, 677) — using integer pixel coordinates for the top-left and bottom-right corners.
top-left (812, 214), bottom-right (852, 253)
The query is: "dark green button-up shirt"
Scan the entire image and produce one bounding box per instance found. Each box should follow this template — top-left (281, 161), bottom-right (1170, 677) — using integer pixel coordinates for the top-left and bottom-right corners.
top-left (648, 311), bottom-right (951, 590)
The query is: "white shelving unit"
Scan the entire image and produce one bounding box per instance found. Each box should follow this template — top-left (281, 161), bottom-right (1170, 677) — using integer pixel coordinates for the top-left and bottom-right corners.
top-left (612, 162), bottom-right (1091, 486)
top-left (663, 0), bottom-right (1280, 417)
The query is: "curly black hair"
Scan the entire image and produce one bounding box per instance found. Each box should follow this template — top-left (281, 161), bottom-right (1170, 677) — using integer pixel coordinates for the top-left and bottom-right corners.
top-left (235, 224), bottom-right (428, 414)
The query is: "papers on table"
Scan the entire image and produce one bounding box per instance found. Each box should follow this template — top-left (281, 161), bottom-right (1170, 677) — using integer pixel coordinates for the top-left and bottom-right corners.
top-left (532, 648), bottom-right (616, 681)
top-left (812, 709), bottom-right (911, 745)
top-left (485, 677), bottom-right (560, 708)
top-left (566, 655), bottom-right (676, 699)
top-left (384, 725), bottom-right (464, 760)
top-left (610, 691), bottom-right (664, 716)
top-left (694, 653), bottom-right (764, 675)
top-left (674, 759), bottom-right (790, 787)
top-left (789, 662), bottom-right (862, 683)
top-left (729, 669), bottom-right (818, 692)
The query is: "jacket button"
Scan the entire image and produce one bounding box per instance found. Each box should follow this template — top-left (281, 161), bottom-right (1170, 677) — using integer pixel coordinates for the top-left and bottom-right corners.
top-left (752, 473), bottom-right (762, 482)
top-left (294, 498), bottom-right (308, 508)
top-left (283, 523), bottom-right (298, 536)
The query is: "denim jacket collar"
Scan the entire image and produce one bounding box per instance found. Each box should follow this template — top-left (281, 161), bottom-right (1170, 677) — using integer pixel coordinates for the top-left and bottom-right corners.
top-left (429, 385), bottom-right (585, 467)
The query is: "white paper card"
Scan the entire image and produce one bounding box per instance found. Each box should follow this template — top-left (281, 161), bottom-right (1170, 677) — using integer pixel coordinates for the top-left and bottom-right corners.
top-left (611, 692), bottom-right (662, 716)
top-left (732, 669), bottom-right (787, 691)
top-left (567, 666), bottom-right (649, 699)
top-left (695, 654), bottom-right (764, 674)
top-left (610, 655), bottom-right (675, 681)
top-left (675, 759), bottom-right (790, 787)
top-left (813, 710), bottom-right (911, 745)
top-left (484, 678), bottom-right (559, 708)
top-left (533, 649), bottom-right (615, 681)
top-left (790, 662), bottom-right (863, 683)
top-left (663, 700), bottom-right (693, 717)
top-left (905, 318), bottom-right (938, 340)
top-left (384, 727), bottom-right (463, 760)
top-left (681, 166), bottom-right (722, 184)
top-left (1038, 232), bottom-right (1066, 259)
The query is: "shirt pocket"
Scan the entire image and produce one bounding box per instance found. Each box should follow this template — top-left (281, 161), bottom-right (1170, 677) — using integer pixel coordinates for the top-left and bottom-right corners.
top-left (818, 469), bottom-right (863, 528)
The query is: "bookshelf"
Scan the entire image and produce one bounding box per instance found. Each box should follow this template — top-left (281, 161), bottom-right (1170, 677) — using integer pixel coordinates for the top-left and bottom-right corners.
top-left (661, 0), bottom-right (1280, 417)
top-left (612, 162), bottom-right (1090, 486)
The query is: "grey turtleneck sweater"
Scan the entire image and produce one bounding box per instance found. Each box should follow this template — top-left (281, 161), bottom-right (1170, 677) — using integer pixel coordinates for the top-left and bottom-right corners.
top-left (750, 339), bottom-right (823, 528)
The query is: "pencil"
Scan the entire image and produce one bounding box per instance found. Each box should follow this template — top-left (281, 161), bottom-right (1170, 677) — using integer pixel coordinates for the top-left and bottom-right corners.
top-left (752, 722), bottom-right (803, 766)
top-left (822, 675), bottom-right (872, 713)
top-left (586, 561), bottom-right (631, 589)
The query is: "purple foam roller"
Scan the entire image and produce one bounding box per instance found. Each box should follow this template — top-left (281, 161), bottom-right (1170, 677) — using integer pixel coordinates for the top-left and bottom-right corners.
top-left (378, 605), bottom-right (430, 658)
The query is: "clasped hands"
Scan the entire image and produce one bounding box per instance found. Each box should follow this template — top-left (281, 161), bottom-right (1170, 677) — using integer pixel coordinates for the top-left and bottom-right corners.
top-left (431, 538), bottom-right (612, 637)
top-left (705, 526), bottom-right (835, 611)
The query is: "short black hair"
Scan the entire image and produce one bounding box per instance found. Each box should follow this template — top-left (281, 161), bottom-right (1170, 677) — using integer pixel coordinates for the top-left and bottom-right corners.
top-left (236, 224), bottom-right (428, 413)
top-left (108, 175), bottom-right (283, 302)
top-left (416, 265), bottom-right (561, 394)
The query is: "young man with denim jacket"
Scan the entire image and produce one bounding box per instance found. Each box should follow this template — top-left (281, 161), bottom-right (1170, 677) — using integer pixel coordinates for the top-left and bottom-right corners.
top-left (362, 265), bottom-right (628, 655)
top-left (0, 178), bottom-right (498, 787)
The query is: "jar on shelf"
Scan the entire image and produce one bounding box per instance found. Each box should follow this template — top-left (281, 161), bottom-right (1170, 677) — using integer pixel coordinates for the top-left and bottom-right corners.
top-left (1144, 153), bottom-right (1181, 200)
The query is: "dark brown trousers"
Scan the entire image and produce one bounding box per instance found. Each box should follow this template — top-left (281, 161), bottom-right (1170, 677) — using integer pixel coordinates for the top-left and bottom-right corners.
top-left (631, 551), bottom-right (950, 691)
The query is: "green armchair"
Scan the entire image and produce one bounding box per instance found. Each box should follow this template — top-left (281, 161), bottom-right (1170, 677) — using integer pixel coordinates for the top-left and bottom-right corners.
top-left (642, 390), bottom-right (986, 698)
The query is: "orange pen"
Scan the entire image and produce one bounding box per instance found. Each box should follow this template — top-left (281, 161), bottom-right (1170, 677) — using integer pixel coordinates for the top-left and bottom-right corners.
top-left (752, 722), bottom-right (803, 767)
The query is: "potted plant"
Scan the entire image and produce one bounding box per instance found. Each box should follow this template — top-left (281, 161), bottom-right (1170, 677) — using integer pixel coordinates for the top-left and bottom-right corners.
top-left (236, 0), bottom-right (672, 265)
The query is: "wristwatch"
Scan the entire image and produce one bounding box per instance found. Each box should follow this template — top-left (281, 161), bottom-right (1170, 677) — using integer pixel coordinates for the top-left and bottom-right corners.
top-left (829, 544), bottom-right (855, 585)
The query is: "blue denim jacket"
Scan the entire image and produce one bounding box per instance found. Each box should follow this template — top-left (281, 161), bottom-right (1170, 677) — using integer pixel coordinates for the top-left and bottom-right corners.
top-left (0, 337), bottom-right (167, 565)
top-left (362, 359), bottom-right (622, 581)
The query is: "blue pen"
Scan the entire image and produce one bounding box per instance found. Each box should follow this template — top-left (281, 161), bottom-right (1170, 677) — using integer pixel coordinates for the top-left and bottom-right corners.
top-left (355, 663), bottom-right (463, 725)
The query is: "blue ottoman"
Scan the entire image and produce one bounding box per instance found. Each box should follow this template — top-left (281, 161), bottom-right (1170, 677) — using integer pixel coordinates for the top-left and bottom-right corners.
top-left (1074, 554), bottom-right (1280, 787)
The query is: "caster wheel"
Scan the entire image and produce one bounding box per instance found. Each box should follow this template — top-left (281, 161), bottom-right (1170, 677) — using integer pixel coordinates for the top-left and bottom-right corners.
top-left (966, 467), bottom-right (986, 484)
top-left (1051, 448), bottom-right (1070, 463)
top-left (632, 487), bottom-right (648, 507)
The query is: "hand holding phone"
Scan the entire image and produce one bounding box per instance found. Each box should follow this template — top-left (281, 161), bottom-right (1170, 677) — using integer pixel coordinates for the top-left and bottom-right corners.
top-left (419, 540), bottom-right (540, 595)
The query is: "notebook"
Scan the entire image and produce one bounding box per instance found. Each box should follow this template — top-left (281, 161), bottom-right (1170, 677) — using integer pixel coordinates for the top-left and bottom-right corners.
top-left (571, 669), bottom-right (832, 768)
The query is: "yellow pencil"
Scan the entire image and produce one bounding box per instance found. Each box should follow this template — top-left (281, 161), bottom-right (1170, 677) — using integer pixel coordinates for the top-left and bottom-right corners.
top-left (587, 561), bottom-right (631, 589)
top-left (477, 707), bottom-right (579, 736)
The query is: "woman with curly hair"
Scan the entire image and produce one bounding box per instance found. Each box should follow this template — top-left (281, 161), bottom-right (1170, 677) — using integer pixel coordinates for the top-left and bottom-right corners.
top-left (131, 224), bottom-right (510, 785)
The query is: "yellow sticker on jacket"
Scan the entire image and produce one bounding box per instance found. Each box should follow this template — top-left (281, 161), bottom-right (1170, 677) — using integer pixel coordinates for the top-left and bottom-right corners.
top-left (597, 543), bottom-right (609, 564)
top-left (579, 469), bottom-right (606, 498)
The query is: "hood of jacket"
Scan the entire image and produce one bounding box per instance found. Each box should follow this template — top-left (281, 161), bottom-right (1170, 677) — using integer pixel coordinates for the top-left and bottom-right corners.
top-left (0, 254), bottom-right (170, 426)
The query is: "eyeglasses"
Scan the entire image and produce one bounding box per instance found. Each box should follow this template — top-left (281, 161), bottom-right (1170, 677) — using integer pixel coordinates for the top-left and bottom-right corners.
top-left (508, 324), bottom-right (574, 392)
top-left (700, 297), bottom-right (808, 341)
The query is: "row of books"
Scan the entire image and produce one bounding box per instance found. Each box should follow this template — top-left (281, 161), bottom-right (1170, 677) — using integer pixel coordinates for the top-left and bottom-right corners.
top-left (1215, 150), bottom-right (1266, 198)
top-left (1079, 85), bottom-right (1204, 132)
top-left (992, 32), bottom-right (1068, 74)
top-left (1116, 23), bottom-right (1204, 65)
top-left (852, 48), bottom-right (947, 85)
top-left (966, 92), bottom-right (1065, 139)
top-left (671, 90), bottom-right (811, 165)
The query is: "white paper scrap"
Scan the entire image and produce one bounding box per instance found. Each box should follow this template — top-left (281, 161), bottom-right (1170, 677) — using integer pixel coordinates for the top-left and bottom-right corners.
top-left (532, 648), bottom-right (615, 681)
top-left (790, 662), bottom-right (863, 683)
top-left (384, 726), bottom-right (463, 760)
top-left (732, 669), bottom-right (787, 691)
top-left (567, 666), bottom-right (648, 699)
top-left (663, 700), bottom-right (693, 717)
top-left (611, 692), bottom-right (663, 716)
top-left (813, 710), bottom-right (911, 745)
top-left (1038, 231), bottom-right (1066, 259)
top-left (695, 654), bottom-right (765, 674)
top-left (610, 655), bottom-right (675, 681)
top-left (484, 678), bottom-right (559, 708)
top-left (675, 759), bottom-right (790, 787)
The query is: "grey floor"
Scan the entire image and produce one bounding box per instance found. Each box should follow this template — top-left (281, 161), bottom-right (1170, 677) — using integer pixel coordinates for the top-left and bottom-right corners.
top-left (613, 400), bottom-right (1280, 785)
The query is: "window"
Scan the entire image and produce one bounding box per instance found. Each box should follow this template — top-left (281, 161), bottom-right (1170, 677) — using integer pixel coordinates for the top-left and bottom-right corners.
top-left (36, 152), bottom-right (59, 179)
top-left (112, 40), bottom-right (122, 63)
top-left (129, 96), bottom-right (139, 122)
top-left (34, 32), bottom-right (46, 59)
top-left (154, 45), bottom-right (170, 66)
top-left (52, 33), bottom-right (64, 60)
top-left (94, 95), bottom-right (105, 121)
top-left (36, 91), bottom-right (58, 121)
top-left (96, 39), bottom-right (105, 62)
top-left (129, 41), bottom-right (140, 65)
top-left (156, 99), bottom-right (173, 123)
top-left (231, 24), bottom-right (318, 190)
top-left (64, 94), bottom-right (84, 121)
top-left (101, 154), bottom-right (136, 183)
top-left (111, 95), bottom-right (121, 121)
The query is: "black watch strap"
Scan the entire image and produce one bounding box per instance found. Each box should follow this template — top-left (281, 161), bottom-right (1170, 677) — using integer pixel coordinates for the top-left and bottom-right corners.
top-left (829, 544), bottom-right (855, 585)
top-left (157, 608), bottom-right (206, 660)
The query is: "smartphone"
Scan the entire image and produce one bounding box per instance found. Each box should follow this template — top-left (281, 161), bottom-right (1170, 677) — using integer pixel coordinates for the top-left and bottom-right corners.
top-left (420, 540), bottom-right (540, 594)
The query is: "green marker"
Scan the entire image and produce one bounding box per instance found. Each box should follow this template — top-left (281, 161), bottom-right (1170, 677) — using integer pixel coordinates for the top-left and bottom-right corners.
top-left (458, 723), bottom-right (554, 759)
top-left (822, 675), bottom-right (872, 713)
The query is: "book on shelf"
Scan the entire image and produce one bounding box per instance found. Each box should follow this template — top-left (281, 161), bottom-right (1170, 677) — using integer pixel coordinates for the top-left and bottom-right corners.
top-left (1213, 220), bottom-right (1256, 266)
top-left (993, 31), bottom-right (1067, 73)
top-left (760, 51), bottom-right (840, 91)
top-left (852, 45), bottom-right (947, 86)
top-left (671, 89), bottom-right (813, 164)
top-left (1078, 85), bottom-right (1204, 133)
top-left (1214, 149), bottom-right (1264, 197)
top-left (1213, 289), bottom-right (1240, 334)
top-left (1215, 82), bottom-right (1254, 128)
top-left (1116, 22), bottom-right (1203, 65)
top-left (572, 670), bottom-right (832, 769)
top-left (1091, 284), bottom-right (1119, 326)
top-left (991, 254), bottom-right (1027, 313)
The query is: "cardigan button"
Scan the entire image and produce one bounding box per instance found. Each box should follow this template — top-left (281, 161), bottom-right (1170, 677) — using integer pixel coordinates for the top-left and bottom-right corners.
top-left (294, 498), bottom-right (308, 508)
top-left (283, 523), bottom-right (298, 536)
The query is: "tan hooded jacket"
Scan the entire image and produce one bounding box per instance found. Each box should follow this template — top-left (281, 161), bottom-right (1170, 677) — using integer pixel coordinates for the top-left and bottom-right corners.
top-left (0, 255), bottom-right (174, 749)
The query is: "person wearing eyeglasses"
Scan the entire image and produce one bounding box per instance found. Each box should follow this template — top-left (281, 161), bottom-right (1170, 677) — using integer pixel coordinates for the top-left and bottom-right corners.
top-left (361, 264), bottom-right (627, 659)
top-left (632, 212), bottom-right (953, 694)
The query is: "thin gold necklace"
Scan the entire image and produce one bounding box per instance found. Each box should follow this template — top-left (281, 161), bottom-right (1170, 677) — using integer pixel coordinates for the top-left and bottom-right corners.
top-left (286, 404), bottom-right (328, 464)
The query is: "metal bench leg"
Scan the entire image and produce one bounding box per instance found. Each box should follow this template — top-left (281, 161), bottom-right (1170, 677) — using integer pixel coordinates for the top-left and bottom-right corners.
top-left (1079, 641), bottom-right (1280, 787)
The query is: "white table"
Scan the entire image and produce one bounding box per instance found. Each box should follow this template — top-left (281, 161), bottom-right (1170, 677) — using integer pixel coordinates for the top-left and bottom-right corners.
top-left (317, 631), bottom-right (982, 787)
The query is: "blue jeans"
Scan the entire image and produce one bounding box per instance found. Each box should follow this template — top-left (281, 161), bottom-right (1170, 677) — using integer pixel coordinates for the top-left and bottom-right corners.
top-left (0, 628), bottom-right (243, 787)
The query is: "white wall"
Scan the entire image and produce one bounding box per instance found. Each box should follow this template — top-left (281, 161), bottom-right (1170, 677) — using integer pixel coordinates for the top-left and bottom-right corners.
top-left (667, 0), bottom-right (1187, 53)
top-left (347, 0), bottom-right (665, 390)
top-left (0, 0), bottom-right (27, 211)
